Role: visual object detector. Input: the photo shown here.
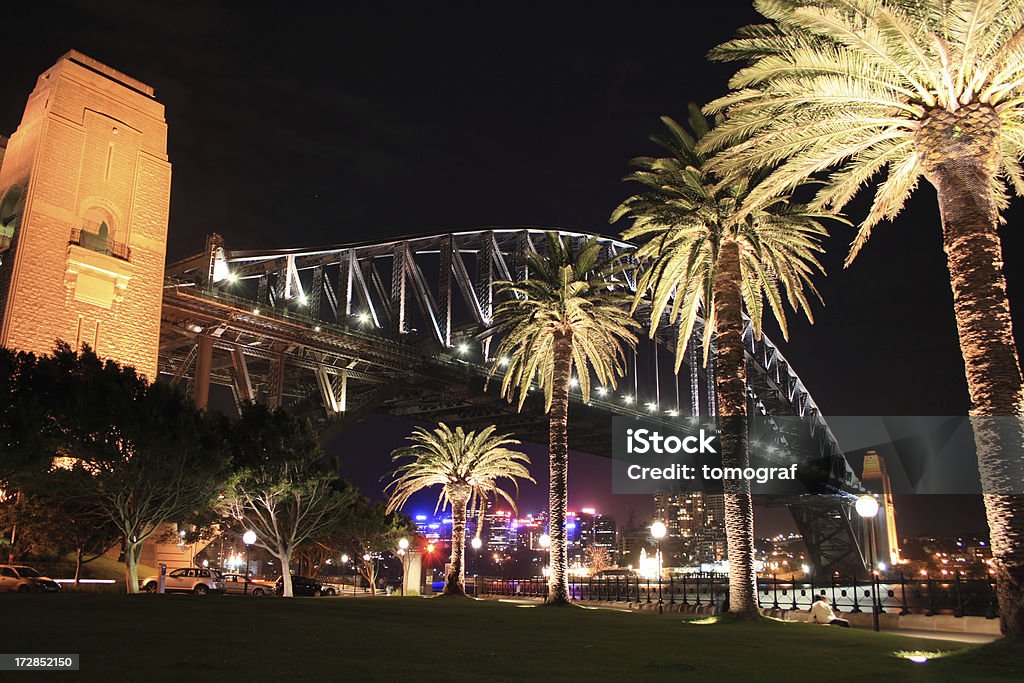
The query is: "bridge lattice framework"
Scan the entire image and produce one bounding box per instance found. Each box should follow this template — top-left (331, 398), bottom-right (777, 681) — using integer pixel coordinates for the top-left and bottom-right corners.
top-left (162, 228), bottom-right (877, 577)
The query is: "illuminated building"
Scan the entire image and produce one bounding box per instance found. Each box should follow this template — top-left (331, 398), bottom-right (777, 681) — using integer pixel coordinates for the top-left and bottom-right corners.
top-left (0, 51), bottom-right (170, 379)
top-left (484, 509), bottom-right (512, 552)
top-left (861, 450), bottom-right (902, 566)
top-left (513, 515), bottom-right (546, 551)
top-left (593, 514), bottom-right (617, 563)
top-left (654, 492), bottom-right (727, 563)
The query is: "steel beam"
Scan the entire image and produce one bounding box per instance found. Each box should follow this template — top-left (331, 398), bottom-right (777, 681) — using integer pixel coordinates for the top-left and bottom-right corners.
top-left (192, 335), bottom-right (214, 409)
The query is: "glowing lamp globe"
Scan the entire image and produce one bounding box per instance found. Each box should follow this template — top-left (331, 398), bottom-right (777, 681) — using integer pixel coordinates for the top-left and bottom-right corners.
top-left (855, 495), bottom-right (880, 518)
top-left (398, 538), bottom-right (410, 551)
top-left (538, 533), bottom-right (551, 549)
top-left (340, 554), bottom-right (349, 564)
top-left (471, 537), bottom-right (483, 550)
top-left (242, 530), bottom-right (257, 546)
top-left (650, 521), bottom-right (668, 539)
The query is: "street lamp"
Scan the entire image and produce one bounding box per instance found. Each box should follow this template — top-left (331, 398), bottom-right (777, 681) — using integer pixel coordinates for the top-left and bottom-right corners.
top-left (855, 495), bottom-right (881, 632)
top-left (398, 538), bottom-right (410, 597)
top-left (341, 554), bottom-right (351, 596)
top-left (538, 533), bottom-right (550, 549)
top-left (363, 553), bottom-right (372, 594)
top-left (651, 521), bottom-right (667, 614)
top-left (242, 530), bottom-right (257, 596)
top-left (471, 537), bottom-right (483, 595)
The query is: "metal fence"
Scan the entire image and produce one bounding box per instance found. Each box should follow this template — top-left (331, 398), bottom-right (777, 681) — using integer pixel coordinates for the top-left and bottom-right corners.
top-left (69, 227), bottom-right (131, 261)
top-left (476, 572), bottom-right (999, 618)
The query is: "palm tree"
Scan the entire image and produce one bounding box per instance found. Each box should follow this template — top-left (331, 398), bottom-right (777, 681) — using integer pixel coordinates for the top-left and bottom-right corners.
top-left (703, 0), bottom-right (1024, 636)
top-left (385, 423), bottom-right (533, 597)
top-left (613, 108), bottom-right (830, 617)
top-left (488, 234), bottom-right (638, 605)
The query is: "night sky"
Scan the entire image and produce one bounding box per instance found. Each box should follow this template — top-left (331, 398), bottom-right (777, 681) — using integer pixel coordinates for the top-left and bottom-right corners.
top-left (5, 1), bottom-right (1021, 536)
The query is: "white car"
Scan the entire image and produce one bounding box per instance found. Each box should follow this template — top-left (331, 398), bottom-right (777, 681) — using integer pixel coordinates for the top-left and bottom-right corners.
top-left (140, 567), bottom-right (225, 595)
top-left (220, 573), bottom-right (275, 596)
top-left (0, 565), bottom-right (62, 593)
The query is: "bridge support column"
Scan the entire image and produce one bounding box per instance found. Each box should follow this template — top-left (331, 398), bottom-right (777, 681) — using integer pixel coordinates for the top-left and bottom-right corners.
top-left (230, 345), bottom-right (254, 410)
top-left (267, 355), bottom-right (285, 410)
top-left (192, 335), bottom-right (213, 409)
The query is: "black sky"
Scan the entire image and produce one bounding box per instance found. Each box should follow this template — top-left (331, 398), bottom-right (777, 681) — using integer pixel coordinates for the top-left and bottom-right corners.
top-left (5, 1), bottom-right (1021, 536)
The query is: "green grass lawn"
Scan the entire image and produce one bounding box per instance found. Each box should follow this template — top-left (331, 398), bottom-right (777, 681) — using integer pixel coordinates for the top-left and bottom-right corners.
top-left (72, 555), bottom-right (158, 590)
top-left (0, 594), bottom-right (1020, 681)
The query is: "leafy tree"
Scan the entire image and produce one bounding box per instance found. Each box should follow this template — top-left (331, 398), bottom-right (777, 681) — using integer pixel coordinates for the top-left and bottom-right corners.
top-left (223, 404), bottom-right (357, 598)
top-left (613, 111), bottom-right (830, 617)
top-left (0, 470), bottom-right (120, 589)
top-left (32, 345), bottom-right (229, 592)
top-left (586, 545), bottom-right (611, 575)
top-left (385, 423), bottom-right (533, 596)
top-left (0, 348), bottom-right (50, 485)
top-left (337, 497), bottom-right (414, 596)
top-left (705, 0), bottom-right (1024, 636)
top-left (489, 234), bottom-right (638, 605)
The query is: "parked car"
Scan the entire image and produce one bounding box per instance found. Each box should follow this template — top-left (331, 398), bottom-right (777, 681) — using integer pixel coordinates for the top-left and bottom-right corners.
top-left (0, 565), bottom-right (62, 593)
top-left (220, 573), bottom-right (275, 596)
top-left (275, 575), bottom-right (323, 597)
top-left (140, 567), bottom-right (225, 595)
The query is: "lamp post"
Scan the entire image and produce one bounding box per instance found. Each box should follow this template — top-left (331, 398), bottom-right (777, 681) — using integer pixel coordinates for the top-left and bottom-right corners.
top-left (341, 554), bottom-right (351, 596)
top-left (651, 521), bottom-right (667, 614)
top-left (398, 538), bottom-right (410, 597)
top-left (855, 495), bottom-right (881, 632)
top-left (242, 530), bottom-right (257, 596)
top-left (471, 536), bottom-right (482, 596)
top-left (537, 533), bottom-right (551, 596)
top-left (363, 553), bottom-right (372, 595)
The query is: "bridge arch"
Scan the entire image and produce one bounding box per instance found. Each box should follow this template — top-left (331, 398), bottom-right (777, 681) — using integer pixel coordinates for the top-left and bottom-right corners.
top-left (163, 228), bottom-right (878, 576)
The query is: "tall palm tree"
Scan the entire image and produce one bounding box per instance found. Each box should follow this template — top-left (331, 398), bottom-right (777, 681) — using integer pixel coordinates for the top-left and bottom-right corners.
top-left (613, 108), bottom-right (830, 617)
top-left (385, 423), bottom-right (532, 597)
top-left (488, 234), bottom-right (638, 605)
top-left (703, 0), bottom-right (1024, 636)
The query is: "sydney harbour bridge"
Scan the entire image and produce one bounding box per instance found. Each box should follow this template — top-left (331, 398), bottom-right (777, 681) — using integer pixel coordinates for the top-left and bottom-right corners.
top-left (161, 228), bottom-right (878, 577)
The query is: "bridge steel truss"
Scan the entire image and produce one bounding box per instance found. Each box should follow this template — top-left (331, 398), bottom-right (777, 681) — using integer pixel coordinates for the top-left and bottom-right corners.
top-left (162, 229), bottom-right (877, 577)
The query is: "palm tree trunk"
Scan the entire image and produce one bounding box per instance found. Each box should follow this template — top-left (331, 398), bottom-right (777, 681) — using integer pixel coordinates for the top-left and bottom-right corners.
top-left (919, 104), bottom-right (1024, 637)
top-left (714, 238), bottom-right (758, 618)
top-left (444, 494), bottom-right (469, 596)
top-left (545, 330), bottom-right (573, 606)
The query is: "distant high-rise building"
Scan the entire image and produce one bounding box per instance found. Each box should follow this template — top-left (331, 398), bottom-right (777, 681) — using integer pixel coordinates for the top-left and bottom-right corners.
top-left (654, 492), bottom-right (727, 563)
top-left (485, 509), bottom-right (512, 552)
top-left (512, 515), bottom-right (545, 551)
top-left (593, 514), bottom-right (617, 563)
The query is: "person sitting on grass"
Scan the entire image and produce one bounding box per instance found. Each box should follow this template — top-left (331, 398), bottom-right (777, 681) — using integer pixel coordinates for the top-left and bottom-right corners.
top-left (810, 594), bottom-right (850, 628)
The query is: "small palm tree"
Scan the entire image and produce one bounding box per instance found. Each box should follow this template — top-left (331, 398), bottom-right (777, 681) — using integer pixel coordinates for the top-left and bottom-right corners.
top-left (489, 233), bottom-right (638, 605)
top-left (613, 108), bottom-right (830, 617)
top-left (704, 0), bottom-right (1024, 636)
top-left (385, 423), bottom-right (532, 597)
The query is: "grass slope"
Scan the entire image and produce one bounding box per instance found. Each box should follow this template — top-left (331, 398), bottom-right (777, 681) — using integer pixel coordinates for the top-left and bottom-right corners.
top-left (0, 595), bottom-right (1019, 681)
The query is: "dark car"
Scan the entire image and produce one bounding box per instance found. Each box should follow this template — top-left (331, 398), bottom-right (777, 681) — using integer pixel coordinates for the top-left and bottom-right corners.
top-left (275, 575), bottom-right (323, 597)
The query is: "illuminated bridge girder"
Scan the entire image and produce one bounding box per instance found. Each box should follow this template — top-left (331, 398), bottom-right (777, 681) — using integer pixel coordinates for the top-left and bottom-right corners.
top-left (163, 228), bottom-right (872, 577)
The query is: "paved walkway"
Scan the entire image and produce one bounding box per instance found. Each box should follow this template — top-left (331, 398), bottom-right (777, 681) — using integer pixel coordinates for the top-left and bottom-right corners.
top-left (484, 595), bottom-right (1001, 644)
top-left (880, 628), bottom-right (998, 644)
